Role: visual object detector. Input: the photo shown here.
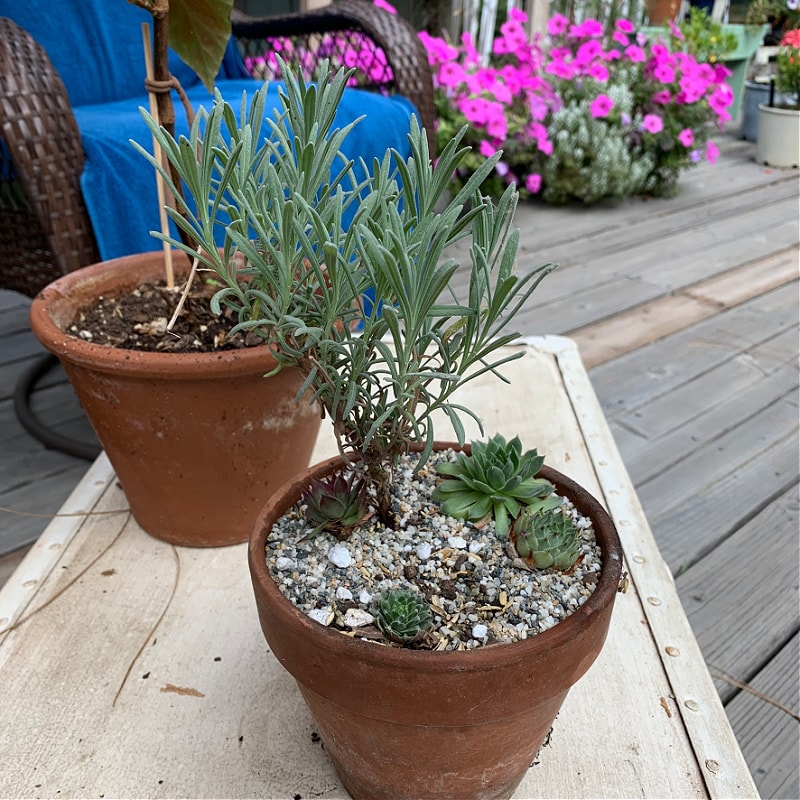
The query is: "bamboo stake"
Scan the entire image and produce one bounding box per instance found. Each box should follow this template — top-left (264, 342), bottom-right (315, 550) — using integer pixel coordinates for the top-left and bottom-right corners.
top-left (141, 22), bottom-right (175, 289)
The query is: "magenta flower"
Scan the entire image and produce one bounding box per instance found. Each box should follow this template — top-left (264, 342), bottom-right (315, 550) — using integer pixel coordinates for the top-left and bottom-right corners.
top-left (653, 64), bottom-right (676, 84)
top-left (373, 0), bottom-right (397, 13)
top-left (547, 14), bottom-right (569, 36)
top-left (652, 90), bottom-right (671, 104)
top-left (479, 140), bottom-right (497, 158)
top-left (570, 19), bottom-right (604, 39)
top-left (706, 141), bottom-right (719, 164)
top-left (642, 114), bottom-right (664, 134)
top-left (678, 128), bottom-right (695, 147)
top-left (525, 173), bottom-right (542, 194)
top-left (624, 45), bottom-right (646, 63)
top-left (616, 19), bottom-right (635, 34)
top-left (668, 20), bottom-right (684, 40)
top-left (588, 63), bottom-right (610, 82)
top-left (613, 31), bottom-right (630, 47)
top-left (590, 94), bottom-right (614, 118)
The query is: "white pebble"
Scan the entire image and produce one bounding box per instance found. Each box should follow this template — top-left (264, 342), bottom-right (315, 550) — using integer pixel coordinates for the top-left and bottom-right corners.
top-left (275, 557), bottom-right (295, 571)
top-left (342, 608), bottom-right (375, 628)
top-left (359, 589), bottom-right (372, 604)
top-left (308, 607), bottom-right (334, 626)
top-left (472, 624), bottom-right (488, 640)
top-left (416, 543), bottom-right (432, 560)
top-left (328, 545), bottom-right (352, 569)
top-left (448, 535), bottom-right (467, 549)
top-left (468, 541), bottom-right (483, 554)
top-left (335, 587), bottom-right (353, 601)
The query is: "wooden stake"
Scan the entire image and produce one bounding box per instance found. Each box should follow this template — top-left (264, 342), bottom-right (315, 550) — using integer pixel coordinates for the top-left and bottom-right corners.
top-left (142, 22), bottom-right (175, 289)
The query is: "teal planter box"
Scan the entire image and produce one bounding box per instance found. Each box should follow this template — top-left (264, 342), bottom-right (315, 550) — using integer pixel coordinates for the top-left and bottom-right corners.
top-left (723, 24), bottom-right (771, 120)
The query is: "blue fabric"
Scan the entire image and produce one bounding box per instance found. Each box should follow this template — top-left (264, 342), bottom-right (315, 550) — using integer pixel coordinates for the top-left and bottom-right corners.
top-left (75, 82), bottom-right (416, 259)
top-left (2, 0), bottom-right (419, 261)
top-left (0, 0), bottom-right (249, 107)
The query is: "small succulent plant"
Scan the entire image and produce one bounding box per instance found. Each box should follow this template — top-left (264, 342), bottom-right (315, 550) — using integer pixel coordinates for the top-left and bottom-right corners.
top-left (510, 506), bottom-right (581, 571)
top-left (373, 588), bottom-right (433, 645)
top-left (301, 472), bottom-right (370, 538)
top-left (432, 434), bottom-right (555, 538)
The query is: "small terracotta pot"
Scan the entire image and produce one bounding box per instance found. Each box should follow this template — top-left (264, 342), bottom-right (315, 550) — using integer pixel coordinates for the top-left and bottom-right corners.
top-left (248, 444), bottom-right (623, 800)
top-left (29, 251), bottom-right (321, 547)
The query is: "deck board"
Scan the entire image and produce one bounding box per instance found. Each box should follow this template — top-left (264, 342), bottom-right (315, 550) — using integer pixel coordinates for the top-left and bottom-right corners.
top-left (725, 633), bottom-right (800, 800)
top-left (0, 130), bottom-right (797, 798)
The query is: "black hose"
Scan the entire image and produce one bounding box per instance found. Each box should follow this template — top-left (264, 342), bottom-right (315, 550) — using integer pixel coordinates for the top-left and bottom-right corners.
top-left (13, 354), bottom-right (101, 461)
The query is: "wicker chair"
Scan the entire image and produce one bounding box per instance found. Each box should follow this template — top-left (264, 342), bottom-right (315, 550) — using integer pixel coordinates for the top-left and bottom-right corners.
top-left (0, 1), bottom-right (435, 458)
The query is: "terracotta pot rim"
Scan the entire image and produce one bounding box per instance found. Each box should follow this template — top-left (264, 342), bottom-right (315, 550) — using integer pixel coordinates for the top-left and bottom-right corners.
top-left (249, 442), bottom-right (624, 671)
top-left (30, 251), bottom-right (279, 378)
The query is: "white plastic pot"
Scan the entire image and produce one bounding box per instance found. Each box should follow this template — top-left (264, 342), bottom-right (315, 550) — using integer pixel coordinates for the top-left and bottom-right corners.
top-left (756, 104), bottom-right (800, 168)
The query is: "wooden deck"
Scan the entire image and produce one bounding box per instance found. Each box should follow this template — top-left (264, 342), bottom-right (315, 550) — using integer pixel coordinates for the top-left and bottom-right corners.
top-left (1, 131), bottom-right (798, 798)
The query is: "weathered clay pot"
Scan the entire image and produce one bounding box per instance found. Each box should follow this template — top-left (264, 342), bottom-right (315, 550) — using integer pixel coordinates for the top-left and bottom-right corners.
top-left (248, 444), bottom-right (623, 800)
top-left (29, 250), bottom-right (321, 547)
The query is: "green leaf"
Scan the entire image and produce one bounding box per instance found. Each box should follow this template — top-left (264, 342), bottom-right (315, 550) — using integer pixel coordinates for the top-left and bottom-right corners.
top-left (168, 0), bottom-right (234, 92)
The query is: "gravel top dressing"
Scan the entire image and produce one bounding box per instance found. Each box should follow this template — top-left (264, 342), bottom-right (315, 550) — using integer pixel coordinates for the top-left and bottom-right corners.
top-left (266, 449), bottom-right (602, 651)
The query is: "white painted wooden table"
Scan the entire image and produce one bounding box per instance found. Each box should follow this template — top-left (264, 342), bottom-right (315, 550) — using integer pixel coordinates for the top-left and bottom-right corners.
top-left (0, 337), bottom-right (758, 799)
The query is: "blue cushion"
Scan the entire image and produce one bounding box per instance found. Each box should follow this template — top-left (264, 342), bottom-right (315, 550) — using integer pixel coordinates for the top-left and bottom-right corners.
top-left (75, 81), bottom-right (417, 259)
top-left (2, 0), bottom-right (419, 261)
top-left (0, 0), bottom-right (248, 107)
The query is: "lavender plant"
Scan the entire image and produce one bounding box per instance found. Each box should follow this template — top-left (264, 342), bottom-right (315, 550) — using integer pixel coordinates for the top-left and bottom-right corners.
top-left (137, 60), bottom-right (555, 528)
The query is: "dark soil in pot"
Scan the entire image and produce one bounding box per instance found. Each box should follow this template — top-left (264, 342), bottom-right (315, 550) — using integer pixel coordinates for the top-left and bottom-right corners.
top-left (30, 250), bottom-right (322, 547)
top-left (248, 444), bottom-right (623, 800)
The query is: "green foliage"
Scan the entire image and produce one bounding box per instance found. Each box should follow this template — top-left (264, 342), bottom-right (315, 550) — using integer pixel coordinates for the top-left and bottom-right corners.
top-left (136, 60), bottom-right (555, 524)
top-left (776, 33), bottom-right (800, 107)
top-left (671, 8), bottom-right (738, 64)
top-left (301, 473), bottom-right (370, 537)
top-left (373, 588), bottom-right (433, 644)
top-left (538, 81), bottom-right (657, 204)
top-left (432, 434), bottom-right (556, 538)
top-left (131, 0), bottom-right (234, 92)
top-left (510, 506), bottom-right (581, 571)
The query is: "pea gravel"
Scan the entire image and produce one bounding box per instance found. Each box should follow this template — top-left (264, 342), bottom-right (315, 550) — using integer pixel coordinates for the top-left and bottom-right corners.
top-left (265, 449), bottom-right (602, 651)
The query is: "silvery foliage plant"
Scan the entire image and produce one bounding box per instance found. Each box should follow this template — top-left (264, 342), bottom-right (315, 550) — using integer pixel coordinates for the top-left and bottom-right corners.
top-left (136, 59), bottom-right (555, 528)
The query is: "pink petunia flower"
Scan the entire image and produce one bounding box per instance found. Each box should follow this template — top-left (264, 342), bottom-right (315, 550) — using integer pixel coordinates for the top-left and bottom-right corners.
top-left (652, 90), bottom-right (672, 104)
top-left (525, 173), bottom-right (542, 194)
top-left (678, 128), bottom-right (694, 147)
top-left (547, 14), bottom-right (569, 36)
top-left (590, 94), bottom-right (614, 118)
top-left (668, 20), bottom-right (684, 39)
top-left (706, 141), bottom-right (719, 164)
top-left (373, 0), bottom-right (397, 13)
top-left (616, 18), bottom-right (635, 33)
top-left (588, 63), bottom-right (610, 81)
top-left (624, 45), bottom-right (646, 63)
top-left (642, 114), bottom-right (664, 134)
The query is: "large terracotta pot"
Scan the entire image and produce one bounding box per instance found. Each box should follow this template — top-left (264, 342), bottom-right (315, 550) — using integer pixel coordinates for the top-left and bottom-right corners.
top-left (29, 250), bottom-right (321, 547)
top-left (248, 445), bottom-right (623, 800)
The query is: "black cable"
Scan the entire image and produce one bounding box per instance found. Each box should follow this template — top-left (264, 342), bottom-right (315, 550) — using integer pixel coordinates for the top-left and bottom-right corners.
top-left (13, 353), bottom-right (101, 461)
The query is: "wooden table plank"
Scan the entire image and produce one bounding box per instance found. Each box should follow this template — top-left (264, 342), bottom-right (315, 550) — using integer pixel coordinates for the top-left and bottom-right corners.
top-left (0, 340), bottom-right (756, 799)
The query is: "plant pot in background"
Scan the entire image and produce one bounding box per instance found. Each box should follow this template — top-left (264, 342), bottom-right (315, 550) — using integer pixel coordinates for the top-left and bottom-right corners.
top-left (756, 103), bottom-right (800, 167)
top-left (248, 446), bottom-right (624, 800)
top-left (647, 0), bottom-right (682, 24)
top-left (29, 250), bottom-right (322, 547)
top-left (740, 80), bottom-right (772, 141)
top-left (722, 24), bottom-right (771, 121)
